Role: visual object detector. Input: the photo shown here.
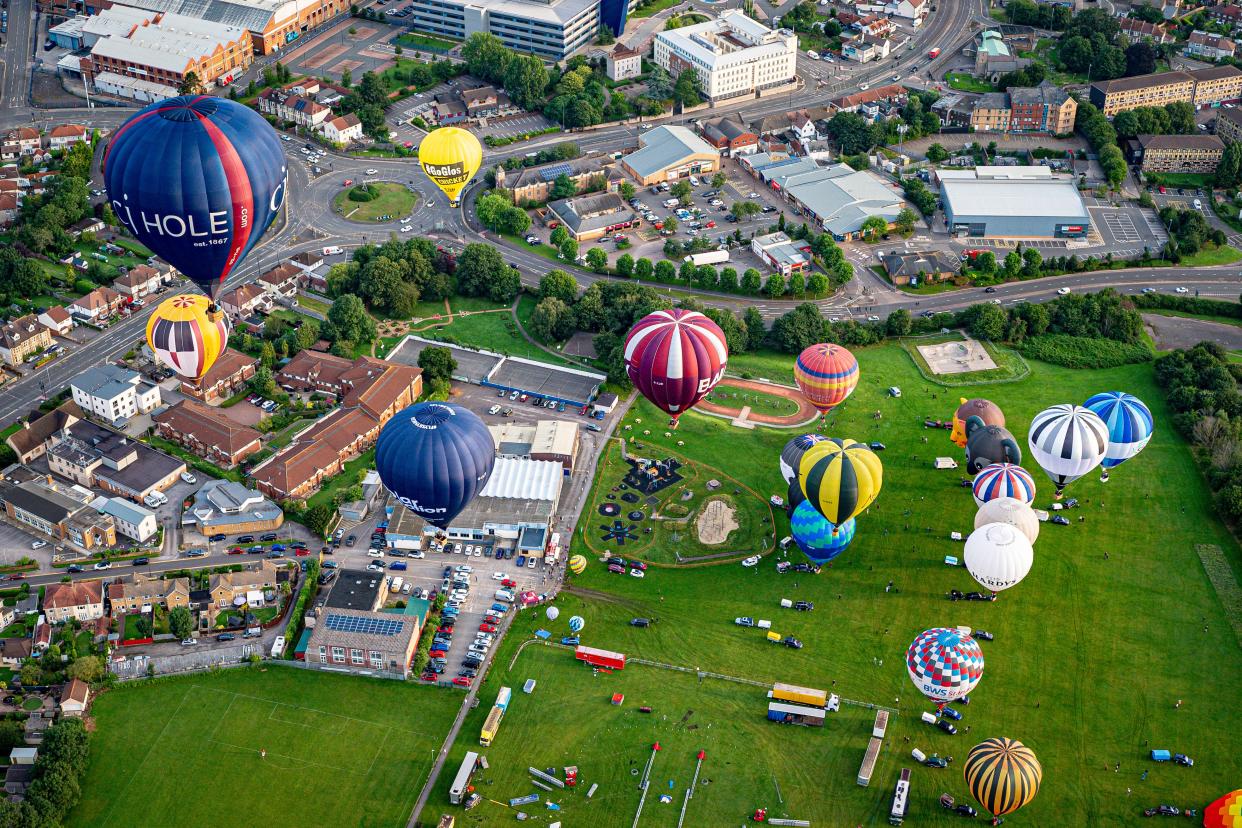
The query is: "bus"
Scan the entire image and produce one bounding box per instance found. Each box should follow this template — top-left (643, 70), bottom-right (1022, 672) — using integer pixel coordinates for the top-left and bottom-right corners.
top-left (889, 768), bottom-right (911, 825)
top-left (480, 706), bottom-right (503, 747)
top-left (449, 751), bottom-right (479, 804)
top-left (928, 47), bottom-right (941, 59)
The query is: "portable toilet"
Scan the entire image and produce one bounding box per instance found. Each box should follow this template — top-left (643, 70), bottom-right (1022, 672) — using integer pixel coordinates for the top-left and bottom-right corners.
top-left (1151, 749), bottom-right (1172, 762)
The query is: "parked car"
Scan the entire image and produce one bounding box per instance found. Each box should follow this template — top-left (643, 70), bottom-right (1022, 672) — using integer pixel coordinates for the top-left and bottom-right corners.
top-left (208, 534), bottom-right (227, 543)
top-left (181, 638), bottom-right (198, 646)
top-left (973, 630), bottom-right (994, 641)
top-left (217, 633), bottom-right (236, 642)
top-left (93, 561), bottom-right (112, 570)
top-left (936, 719), bottom-right (958, 735)
top-left (630, 618), bottom-right (650, 627)
top-left (66, 565), bottom-right (83, 573)
top-left (132, 557), bottom-right (149, 566)
top-left (793, 601), bottom-right (814, 611)
top-left (783, 637), bottom-right (803, 649)
top-left (940, 706), bottom-right (963, 721)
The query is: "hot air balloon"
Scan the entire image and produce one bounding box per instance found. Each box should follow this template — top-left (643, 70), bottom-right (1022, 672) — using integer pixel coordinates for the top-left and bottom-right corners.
top-left (972, 463), bottom-right (1036, 507)
top-left (790, 501), bottom-right (856, 563)
top-left (624, 309), bottom-right (728, 427)
top-left (568, 555), bottom-right (587, 575)
top-left (1028, 404), bottom-right (1109, 497)
top-left (1083, 391), bottom-right (1154, 482)
top-left (793, 343), bottom-right (859, 417)
top-left (964, 420), bottom-right (1022, 475)
top-left (951, 398), bottom-right (1005, 448)
top-left (798, 438), bottom-right (883, 529)
top-left (546, 606), bottom-right (560, 622)
top-left (145, 294), bottom-right (230, 381)
top-left (1204, 789), bottom-right (1242, 828)
top-left (906, 627), bottom-right (984, 705)
top-left (780, 433), bottom-right (829, 485)
top-left (964, 522), bottom-right (1034, 592)
top-left (418, 126), bottom-right (482, 206)
top-left (964, 738), bottom-right (1042, 819)
top-left (375, 402), bottom-right (496, 529)
top-left (104, 96), bottom-right (286, 304)
top-left (785, 480), bottom-right (806, 515)
top-left (568, 615), bottom-right (585, 633)
top-left (974, 497), bottom-right (1039, 545)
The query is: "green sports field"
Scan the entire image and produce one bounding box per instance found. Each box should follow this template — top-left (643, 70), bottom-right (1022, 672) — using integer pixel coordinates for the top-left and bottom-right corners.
top-left (432, 343), bottom-right (1242, 827)
top-left (68, 667), bottom-right (461, 828)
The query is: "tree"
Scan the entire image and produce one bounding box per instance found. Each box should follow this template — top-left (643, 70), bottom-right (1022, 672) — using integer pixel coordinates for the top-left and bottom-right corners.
top-left (711, 172), bottom-right (727, 189)
top-left (503, 54), bottom-right (549, 111)
top-left (178, 72), bottom-right (203, 95)
top-left (634, 257), bottom-right (654, 280)
top-left (550, 225), bottom-right (570, 247)
top-left (1125, 41), bottom-right (1157, 77)
top-left (585, 247), bottom-right (609, 273)
top-left (807, 272), bottom-right (829, 295)
top-left (663, 215), bottom-right (679, 233)
top-left (327, 294), bottom-right (376, 344)
top-left (860, 215), bottom-right (889, 239)
top-left (770, 302), bottom-right (823, 353)
top-left (1218, 142), bottom-right (1242, 189)
top-left (619, 181), bottom-right (635, 200)
top-left (1002, 250), bottom-right (1023, 279)
top-left (646, 65), bottom-right (674, 100)
top-left (654, 260), bottom-right (676, 282)
top-left (303, 503), bottom-right (334, 536)
top-left (894, 208), bottom-right (917, 235)
top-left (1090, 45), bottom-right (1126, 82)
top-left (559, 238), bottom-right (579, 261)
top-left (969, 303), bottom-right (1008, 341)
top-left (539, 269), bottom-right (578, 303)
top-left (741, 268), bottom-right (762, 294)
top-left (259, 340), bottom-right (276, 368)
top-left (827, 111), bottom-right (875, 155)
top-left (488, 267), bottom-right (522, 303)
top-left (787, 270), bottom-right (805, 296)
top-left (19, 663), bottom-right (41, 687)
top-left (169, 606), bottom-right (193, 641)
top-left (1059, 35), bottom-right (1094, 74)
top-left (672, 69), bottom-right (701, 109)
top-left (456, 243), bottom-right (509, 297)
top-left (1166, 101), bottom-right (1197, 135)
top-left (616, 253), bottom-right (635, 277)
top-left (529, 297), bottom-right (575, 342)
top-left (65, 655), bottom-right (104, 684)
top-left (1021, 247), bottom-right (1043, 278)
top-left (249, 365), bottom-right (276, 397)
top-left (670, 180), bottom-right (691, 201)
top-left (679, 260), bottom-right (695, 283)
top-left (743, 306), bottom-right (766, 350)
top-left (417, 346), bottom-right (457, 385)
top-left (462, 32), bottom-right (511, 82)
top-left (765, 273), bottom-right (786, 297)
top-left (976, 250), bottom-right (997, 274)
top-left (550, 173), bottom-right (578, 200)
top-left (926, 143), bottom-right (948, 163)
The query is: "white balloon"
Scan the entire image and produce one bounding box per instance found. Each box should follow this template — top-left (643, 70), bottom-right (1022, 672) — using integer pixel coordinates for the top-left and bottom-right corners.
top-left (974, 497), bottom-right (1040, 545)
top-left (964, 522), bottom-right (1034, 592)
top-left (546, 606), bottom-right (560, 621)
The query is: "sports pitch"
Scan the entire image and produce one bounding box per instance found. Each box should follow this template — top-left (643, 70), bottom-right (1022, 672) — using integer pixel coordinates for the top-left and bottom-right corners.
top-left (437, 343), bottom-right (1242, 827)
top-left (68, 667), bottom-right (461, 828)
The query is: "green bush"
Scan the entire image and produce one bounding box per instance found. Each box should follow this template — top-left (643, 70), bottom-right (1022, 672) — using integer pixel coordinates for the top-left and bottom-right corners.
top-left (1017, 334), bottom-right (1152, 369)
top-left (1132, 293), bottom-right (1242, 319)
top-left (347, 184), bottom-right (379, 202)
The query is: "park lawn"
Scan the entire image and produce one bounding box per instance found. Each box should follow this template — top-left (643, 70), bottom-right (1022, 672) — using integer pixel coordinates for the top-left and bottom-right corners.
top-left (332, 182), bottom-right (418, 224)
top-left (900, 331), bottom-right (1030, 386)
top-left (267, 418), bottom-right (316, 450)
top-left (419, 309), bottom-right (574, 365)
top-left (394, 32), bottom-right (459, 51)
top-left (1178, 244), bottom-right (1242, 267)
top-left (706, 379), bottom-right (801, 417)
top-left (67, 667), bottom-right (461, 828)
top-left (945, 72), bottom-right (994, 93)
top-left (446, 343), bottom-right (1242, 828)
top-left (295, 293), bottom-right (330, 316)
top-left (727, 348), bottom-right (802, 382)
top-left (1146, 172), bottom-right (1216, 189)
top-left (305, 448), bottom-right (375, 516)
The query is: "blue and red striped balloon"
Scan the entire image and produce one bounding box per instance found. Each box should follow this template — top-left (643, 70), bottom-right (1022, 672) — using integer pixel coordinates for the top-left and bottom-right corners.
top-left (972, 462), bottom-right (1036, 507)
top-left (103, 96), bottom-right (287, 302)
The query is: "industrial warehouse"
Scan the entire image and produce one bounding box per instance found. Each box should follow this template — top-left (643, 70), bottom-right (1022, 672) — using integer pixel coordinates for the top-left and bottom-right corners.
top-left (937, 166), bottom-right (1091, 239)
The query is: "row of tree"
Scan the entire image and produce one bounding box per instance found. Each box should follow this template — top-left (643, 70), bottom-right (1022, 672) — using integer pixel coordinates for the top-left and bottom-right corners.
top-left (0, 718), bottom-right (89, 828)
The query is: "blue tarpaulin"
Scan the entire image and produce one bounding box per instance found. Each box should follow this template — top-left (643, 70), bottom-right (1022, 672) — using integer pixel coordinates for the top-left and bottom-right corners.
top-left (535, 629), bottom-right (551, 640)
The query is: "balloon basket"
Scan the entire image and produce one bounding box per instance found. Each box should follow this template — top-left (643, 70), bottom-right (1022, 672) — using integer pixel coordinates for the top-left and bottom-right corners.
top-left (669, 418), bottom-right (679, 430)
top-left (1099, 472), bottom-right (1110, 483)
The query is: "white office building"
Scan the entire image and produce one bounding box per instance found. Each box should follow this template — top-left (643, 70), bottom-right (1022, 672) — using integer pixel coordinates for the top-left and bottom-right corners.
top-left (99, 497), bottom-right (159, 542)
top-left (69, 364), bottom-right (161, 425)
top-left (407, 0), bottom-right (627, 60)
top-left (653, 11), bottom-right (797, 103)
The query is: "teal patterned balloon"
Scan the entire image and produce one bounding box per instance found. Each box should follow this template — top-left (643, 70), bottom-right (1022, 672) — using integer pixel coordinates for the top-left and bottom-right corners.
top-left (790, 500), bottom-right (856, 563)
top-left (568, 615), bottom-right (585, 633)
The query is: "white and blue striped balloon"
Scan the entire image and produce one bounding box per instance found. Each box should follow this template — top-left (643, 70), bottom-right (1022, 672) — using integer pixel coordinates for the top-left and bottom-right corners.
top-left (972, 463), bottom-right (1036, 507)
top-left (568, 615), bottom-right (584, 633)
top-left (1083, 391), bottom-right (1154, 470)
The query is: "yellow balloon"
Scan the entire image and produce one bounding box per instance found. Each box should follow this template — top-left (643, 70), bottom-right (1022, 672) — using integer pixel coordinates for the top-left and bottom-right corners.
top-left (419, 127), bottom-right (482, 205)
top-left (568, 555), bottom-right (587, 575)
top-left (146, 294), bottom-right (230, 382)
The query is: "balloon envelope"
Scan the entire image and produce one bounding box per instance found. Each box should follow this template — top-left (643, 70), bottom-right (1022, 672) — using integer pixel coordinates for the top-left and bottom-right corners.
top-left (793, 343), bottom-right (859, 415)
top-left (568, 555), bottom-right (587, 575)
top-left (974, 497), bottom-right (1039, 545)
top-left (952, 398), bottom-right (1005, 447)
top-left (145, 294), bottom-right (230, 381)
top-left (104, 96), bottom-right (286, 301)
top-left (780, 433), bottom-right (829, 485)
top-left (790, 501), bottom-right (855, 563)
top-left (964, 738), bottom-right (1042, 818)
top-left (1204, 789), bottom-right (1242, 828)
top-left (798, 438), bottom-right (883, 527)
top-left (545, 606), bottom-right (560, 621)
top-left (1083, 391), bottom-right (1154, 470)
top-left (568, 615), bottom-right (584, 633)
top-left (375, 402), bottom-right (495, 529)
top-left (972, 463), bottom-right (1036, 507)
top-left (964, 522), bottom-right (1034, 592)
top-left (418, 126), bottom-right (482, 204)
top-left (624, 310), bottom-right (728, 423)
top-left (906, 627), bottom-right (984, 703)
top-left (1028, 404), bottom-right (1109, 494)
top-left (964, 423), bottom-right (1022, 475)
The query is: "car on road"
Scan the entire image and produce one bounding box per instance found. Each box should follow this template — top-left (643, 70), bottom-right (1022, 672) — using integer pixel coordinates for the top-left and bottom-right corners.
top-left (217, 633), bottom-right (236, 642)
top-left (365, 169), bottom-right (378, 175)
top-left (67, 565), bottom-right (83, 573)
top-left (30, 540), bottom-right (46, 549)
top-left (1057, 287), bottom-right (1071, 295)
top-left (94, 561), bottom-right (112, 570)
top-left (984, 286), bottom-right (997, 293)
top-left (1142, 287), bottom-right (1156, 294)
top-left (132, 557), bottom-right (149, 566)
top-left (181, 638), bottom-right (198, 646)
top-left (1175, 286), bottom-right (1189, 293)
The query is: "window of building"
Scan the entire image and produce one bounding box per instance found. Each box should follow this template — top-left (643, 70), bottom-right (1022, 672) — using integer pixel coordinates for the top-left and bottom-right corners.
top-left (369, 650), bottom-right (383, 667)
top-left (350, 648), bottom-right (364, 665)
top-left (331, 646), bottom-right (345, 662)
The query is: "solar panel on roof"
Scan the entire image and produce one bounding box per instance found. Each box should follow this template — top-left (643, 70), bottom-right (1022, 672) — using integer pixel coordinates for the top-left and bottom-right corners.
top-left (324, 614), bottom-right (405, 636)
top-left (539, 163), bottom-right (574, 182)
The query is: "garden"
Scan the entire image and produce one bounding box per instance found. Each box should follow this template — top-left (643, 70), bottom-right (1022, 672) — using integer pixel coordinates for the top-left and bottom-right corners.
top-left (331, 182), bottom-right (418, 223)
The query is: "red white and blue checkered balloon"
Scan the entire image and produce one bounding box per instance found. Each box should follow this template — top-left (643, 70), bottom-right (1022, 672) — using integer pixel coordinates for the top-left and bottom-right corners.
top-left (906, 627), bottom-right (985, 703)
top-left (972, 462), bottom-right (1036, 507)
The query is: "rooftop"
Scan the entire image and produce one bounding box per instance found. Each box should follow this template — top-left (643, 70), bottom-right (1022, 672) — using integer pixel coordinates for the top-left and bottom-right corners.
top-left (85, 5), bottom-right (250, 74)
top-left (547, 192), bottom-right (634, 236)
top-left (623, 125), bottom-right (719, 180)
top-left (100, 496), bottom-right (156, 527)
top-left (0, 315), bottom-right (48, 350)
top-left (941, 176), bottom-right (1089, 220)
top-left (655, 10), bottom-right (792, 70)
top-left (154, 399), bottom-right (261, 459)
top-left (1138, 133), bottom-right (1225, 151)
top-left (71, 364), bottom-right (139, 400)
top-left (105, 0), bottom-right (288, 35)
top-left (324, 569), bottom-right (386, 612)
top-left (782, 163), bottom-right (907, 237)
top-left (44, 580), bottom-right (103, 610)
top-left (883, 249), bottom-right (962, 278)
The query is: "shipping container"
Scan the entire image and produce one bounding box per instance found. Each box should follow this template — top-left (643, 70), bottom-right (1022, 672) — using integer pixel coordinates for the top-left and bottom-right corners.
top-left (773, 681), bottom-right (829, 708)
top-left (449, 751), bottom-right (479, 804)
top-left (767, 700), bottom-right (825, 727)
top-left (858, 737), bottom-right (883, 787)
top-left (575, 645), bottom-right (626, 670)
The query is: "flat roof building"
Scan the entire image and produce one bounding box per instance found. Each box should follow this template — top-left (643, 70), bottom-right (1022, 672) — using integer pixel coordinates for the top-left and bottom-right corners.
top-left (939, 166), bottom-right (1089, 239)
top-left (324, 569), bottom-right (389, 612)
top-left (405, 0), bottom-right (623, 60)
top-left (653, 11), bottom-right (797, 103)
top-left (489, 420), bottom-right (580, 472)
top-left (621, 125), bottom-right (720, 186)
top-left (184, 479), bottom-right (284, 535)
top-left (755, 162), bottom-right (907, 241)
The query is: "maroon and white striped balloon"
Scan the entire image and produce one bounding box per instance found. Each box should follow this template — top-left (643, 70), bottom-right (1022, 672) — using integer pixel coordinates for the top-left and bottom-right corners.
top-left (623, 309), bottom-right (728, 424)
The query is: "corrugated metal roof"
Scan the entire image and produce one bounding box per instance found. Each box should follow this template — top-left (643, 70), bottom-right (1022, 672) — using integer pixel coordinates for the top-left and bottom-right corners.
top-left (479, 457), bottom-right (563, 501)
top-left (116, 0), bottom-right (285, 34)
top-left (623, 125), bottom-right (718, 179)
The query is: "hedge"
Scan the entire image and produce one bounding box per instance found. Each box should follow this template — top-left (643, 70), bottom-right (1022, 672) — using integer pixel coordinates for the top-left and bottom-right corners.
top-left (1017, 334), bottom-right (1153, 369)
top-left (348, 184), bottom-right (379, 202)
top-left (1131, 293), bottom-right (1242, 319)
top-left (281, 559), bottom-right (319, 656)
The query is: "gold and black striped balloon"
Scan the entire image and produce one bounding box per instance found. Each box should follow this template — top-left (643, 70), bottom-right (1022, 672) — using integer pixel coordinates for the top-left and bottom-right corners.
top-left (797, 437), bottom-right (883, 528)
top-left (964, 737), bottom-right (1042, 817)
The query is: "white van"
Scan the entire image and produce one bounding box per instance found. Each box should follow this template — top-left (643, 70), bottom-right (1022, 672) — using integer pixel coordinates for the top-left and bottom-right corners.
top-left (322, 245), bottom-right (343, 256)
top-left (391, 577), bottom-right (404, 593)
top-left (807, 50), bottom-right (820, 60)
top-left (756, 619), bottom-right (772, 629)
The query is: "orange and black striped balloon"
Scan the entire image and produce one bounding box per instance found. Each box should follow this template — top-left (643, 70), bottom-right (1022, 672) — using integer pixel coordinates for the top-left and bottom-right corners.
top-left (964, 737), bottom-right (1042, 817)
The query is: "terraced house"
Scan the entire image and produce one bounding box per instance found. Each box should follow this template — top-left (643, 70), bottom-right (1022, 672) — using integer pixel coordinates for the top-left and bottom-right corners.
top-left (1089, 66), bottom-right (1242, 116)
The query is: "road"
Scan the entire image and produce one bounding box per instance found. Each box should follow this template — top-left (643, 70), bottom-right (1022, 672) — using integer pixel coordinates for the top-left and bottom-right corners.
top-left (0, 0), bottom-right (35, 110)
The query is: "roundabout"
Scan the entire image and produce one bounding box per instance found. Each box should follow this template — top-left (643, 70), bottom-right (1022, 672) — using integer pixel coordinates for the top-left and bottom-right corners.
top-left (331, 181), bottom-right (418, 224)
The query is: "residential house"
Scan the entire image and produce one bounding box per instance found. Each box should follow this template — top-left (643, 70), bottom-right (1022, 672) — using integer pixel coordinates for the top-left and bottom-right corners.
top-left (830, 84), bottom-right (908, 114)
top-left (4, 401), bottom-right (82, 464)
top-left (0, 192), bottom-right (18, 228)
top-left (494, 156), bottom-right (622, 205)
top-left (0, 474), bottom-right (117, 551)
top-left (257, 88), bottom-right (331, 129)
top-left (0, 316), bottom-right (53, 367)
top-left (431, 93), bottom-right (467, 125)
top-left (153, 399), bottom-right (262, 468)
top-left (1132, 133), bottom-right (1225, 173)
top-left (107, 574), bottom-right (191, 615)
top-left (1090, 66), bottom-right (1242, 115)
top-left (67, 217), bottom-right (105, 239)
top-left (59, 679), bottom-right (90, 716)
top-left (289, 250), bottom-right (324, 276)
top-left (882, 249), bottom-right (962, 285)
top-left (892, 0), bottom-right (928, 21)
top-left (219, 283), bottom-right (271, 318)
top-left (546, 192), bottom-right (638, 242)
top-left (605, 43), bottom-right (642, 81)
top-left (322, 113), bottom-right (362, 147)
top-left (700, 117), bottom-right (759, 156)
top-left (0, 638), bottom-right (32, 668)
top-left (37, 306), bottom-right (74, 337)
top-left (3, 128), bottom-right (40, 155)
top-left (113, 264), bottom-right (163, 299)
top-left (461, 86), bottom-right (512, 119)
top-left (1216, 104), bottom-right (1242, 143)
top-left (47, 124), bottom-right (88, 150)
top-left (843, 34), bottom-right (891, 63)
top-left (47, 419), bottom-right (185, 502)
top-left (100, 496), bottom-right (159, 542)
top-left (257, 262), bottom-right (301, 298)
top-left (855, 14), bottom-right (893, 38)
top-left (208, 560), bottom-right (279, 610)
top-left (43, 580), bottom-right (105, 623)
top-left (69, 285), bottom-right (125, 323)
top-left (1210, 4), bottom-right (1242, 25)
top-left (1187, 30), bottom-right (1237, 61)
top-left (180, 347), bottom-right (258, 405)
top-left (305, 607), bottom-right (421, 678)
top-left (70, 364), bottom-right (161, 424)
top-left (1118, 17), bottom-right (1172, 44)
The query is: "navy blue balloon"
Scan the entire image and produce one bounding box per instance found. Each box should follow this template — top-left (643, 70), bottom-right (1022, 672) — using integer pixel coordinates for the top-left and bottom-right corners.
top-left (103, 96), bottom-right (287, 301)
top-left (375, 402), bottom-right (496, 529)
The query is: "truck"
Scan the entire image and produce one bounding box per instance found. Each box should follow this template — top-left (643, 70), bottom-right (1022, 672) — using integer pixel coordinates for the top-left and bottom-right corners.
top-left (684, 250), bottom-right (730, 267)
top-left (480, 706), bottom-right (503, 747)
top-left (575, 645), bottom-right (626, 670)
top-left (889, 768), bottom-right (911, 825)
top-left (772, 681), bottom-right (828, 708)
top-left (391, 577), bottom-right (404, 593)
top-left (495, 686), bottom-right (512, 713)
top-left (322, 245), bottom-right (343, 256)
top-left (449, 751), bottom-right (479, 804)
top-left (928, 47), bottom-right (941, 59)
top-left (545, 532), bottom-right (561, 563)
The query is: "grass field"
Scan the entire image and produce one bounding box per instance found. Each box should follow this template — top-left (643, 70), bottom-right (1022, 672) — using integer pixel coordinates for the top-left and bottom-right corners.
top-left (69, 667), bottom-right (461, 828)
top-left (945, 72), bottom-right (994, 93)
top-left (420, 309), bottom-right (577, 365)
top-left (1177, 244), bottom-right (1242, 267)
top-left (705, 380), bottom-right (801, 417)
top-left (435, 342), bottom-right (1242, 827)
top-left (332, 182), bottom-right (418, 223)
